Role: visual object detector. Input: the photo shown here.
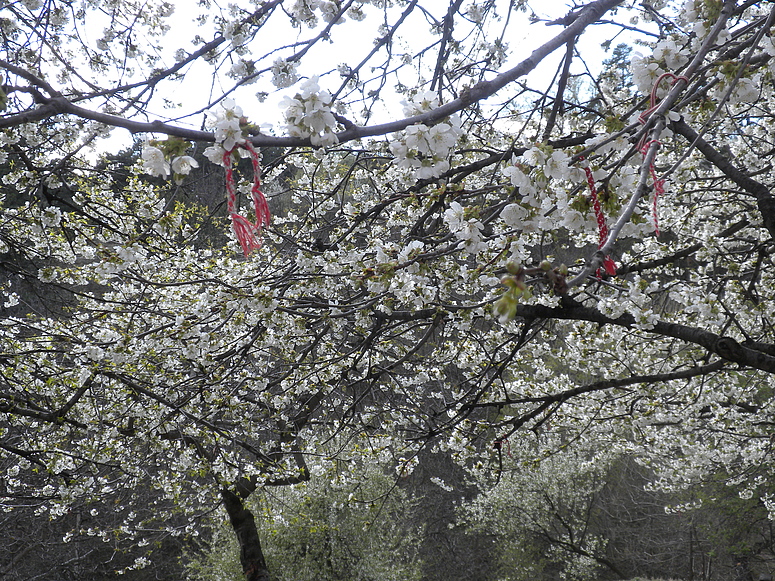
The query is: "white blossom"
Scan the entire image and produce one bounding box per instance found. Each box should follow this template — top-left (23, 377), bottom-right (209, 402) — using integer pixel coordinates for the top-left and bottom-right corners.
top-left (631, 53), bottom-right (665, 94)
top-left (319, 1), bottom-right (343, 23)
top-left (171, 155), bottom-right (199, 183)
top-left (281, 76), bottom-right (339, 147)
top-left (171, 155), bottom-right (198, 176)
top-left (443, 201), bottom-right (465, 231)
top-left (500, 203), bottom-right (527, 227)
top-left (201, 147), bottom-right (226, 170)
top-left (208, 98), bottom-right (245, 151)
top-left (466, 4), bottom-right (484, 23)
top-left (222, 20), bottom-right (246, 47)
top-left (271, 58), bottom-right (299, 88)
top-left (141, 145), bottom-right (170, 177)
top-left (729, 76), bottom-right (760, 104)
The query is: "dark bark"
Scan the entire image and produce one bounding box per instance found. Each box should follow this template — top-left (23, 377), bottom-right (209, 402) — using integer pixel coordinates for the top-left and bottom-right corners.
top-left (515, 298), bottom-right (775, 373)
top-left (221, 488), bottom-right (271, 581)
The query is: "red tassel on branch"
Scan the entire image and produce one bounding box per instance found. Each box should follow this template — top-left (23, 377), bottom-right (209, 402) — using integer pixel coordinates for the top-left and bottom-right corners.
top-left (637, 72), bottom-right (687, 236)
top-left (223, 142), bottom-right (271, 257)
top-left (581, 159), bottom-right (616, 277)
top-left (639, 139), bottom-right (666, 236)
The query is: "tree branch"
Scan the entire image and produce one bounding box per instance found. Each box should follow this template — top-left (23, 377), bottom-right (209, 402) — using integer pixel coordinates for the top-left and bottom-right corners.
top-left (541, 37), bottom-right (577, 141)
top-left (515, 299), bottom-right (775, 374)
top-left (617, 218), bottom-right (750, 275)
top-left (221, 489), bottom-right (271, 581)
top-left (0, 0), bottom-right (624, 147)
top-left (468, 360), bottom-right (727, 412)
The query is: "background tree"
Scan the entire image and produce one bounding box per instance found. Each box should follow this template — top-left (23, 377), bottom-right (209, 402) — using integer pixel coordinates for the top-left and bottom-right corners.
top-left (186, 438), bottom-right (425, 581)
top-left (2, 0), bottom-right (775, 579)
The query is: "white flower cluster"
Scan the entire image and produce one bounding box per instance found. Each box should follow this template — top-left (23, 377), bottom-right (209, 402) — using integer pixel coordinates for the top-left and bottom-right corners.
top-left (208, 97), bottom-right (245, 152)
top-left (401, 91), bottom-right (440, 117)
top-left (466, 4), bottom-right (484, 23)
top-left (631, 36), bottom-right (690, 97)
top-left (728, 75), bottom-right (761, 104)
top-left (141, 143), bottom-right (199, 183)
top-left (502, 148), bottom-right (581, 198)
top-left (280, 76), bottom-right (339, 147)
top-left (631, 53), bottom-right (665, 95)
top-left (652, 36), bottom-right (690, 71)
top-left (500, 147), bottom-right (596, 235)
top-left (288, 0), bottom-right (354, 27)
top-left (271, 57), bottom-right (299, 88)
top-left (142, 99), bottom-right (245, 178)
top-left (680, 0), bottom-right (728, 44)
top-left (430, 476), bottom-right (454, 492)
top-left (222, 20), bottom-right (246, 48)
top-left (227, 58), bottom-right (257, 84)
top-left (597, 277), bottom-right (661, 330)
top-left (3, 291), bottom-right (19, 308)
top-left (443, 201), bottom-right (485, 254)
top-left (290, 0), bottom-right (320, 25)
top-left (481, 40), bottom-right (508, 68)
top-left (389, 92), bottom-right (462, 180)
top-left (196, 98), bottom-right (248, 166)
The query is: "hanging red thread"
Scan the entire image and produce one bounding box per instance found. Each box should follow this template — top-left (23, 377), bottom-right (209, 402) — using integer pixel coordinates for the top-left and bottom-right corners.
top-left (493, 438), bottom-right (512, 457)
top-left (639, 139), bottom-right (666, 236)
top-left (580, 158), bottom-right (617, 277)
top-left (223, 142), bottom-right (271, 257)
top-left (637, 72), bottom-right (688, 235)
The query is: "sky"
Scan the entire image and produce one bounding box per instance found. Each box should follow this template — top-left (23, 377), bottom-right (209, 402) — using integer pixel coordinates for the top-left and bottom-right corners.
top-left (90, 0), bottom-right (655, 153)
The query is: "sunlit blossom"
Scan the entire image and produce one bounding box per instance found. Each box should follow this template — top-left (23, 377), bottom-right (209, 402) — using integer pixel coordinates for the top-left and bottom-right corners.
top-left (141, 145), bottom-right (169, 177)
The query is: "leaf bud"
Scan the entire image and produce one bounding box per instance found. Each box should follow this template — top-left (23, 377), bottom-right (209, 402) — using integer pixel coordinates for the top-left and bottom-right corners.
top-left (494, 295), bottom-right (518, 323)
top-left (506, 261), bottom-right (523, 276)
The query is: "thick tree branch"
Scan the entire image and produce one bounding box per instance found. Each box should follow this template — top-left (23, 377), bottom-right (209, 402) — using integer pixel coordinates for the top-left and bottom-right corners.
top-left (618, 218), bottom-right (750, 275)
top-left (467, 360), bottom-right (727, 412)
top-left (0, 0), bottom-right (623, 147)
top-left (333, 0), bottom-right (623, 143)
top-left (515, 299), bottom-right (775, 374)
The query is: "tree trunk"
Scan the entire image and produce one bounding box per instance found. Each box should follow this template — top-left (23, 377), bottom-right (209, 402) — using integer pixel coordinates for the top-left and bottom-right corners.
top-left (221, 488), bottom-right (271, 581)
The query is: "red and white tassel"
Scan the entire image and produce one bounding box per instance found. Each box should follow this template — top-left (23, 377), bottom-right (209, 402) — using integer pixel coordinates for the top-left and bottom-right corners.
top-left (581, 160), bottom-right (616, 277)
top-left (223, 142), bottom-right (271, 257)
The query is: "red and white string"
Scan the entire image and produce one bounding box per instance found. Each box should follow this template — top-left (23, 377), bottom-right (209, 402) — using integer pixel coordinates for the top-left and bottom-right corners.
top-left (637, 72), bottom-right (687, 235)
top-left (223, 142), bottom-right (271, 257)
top-left (580, 158), bottom-right (617, 277)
